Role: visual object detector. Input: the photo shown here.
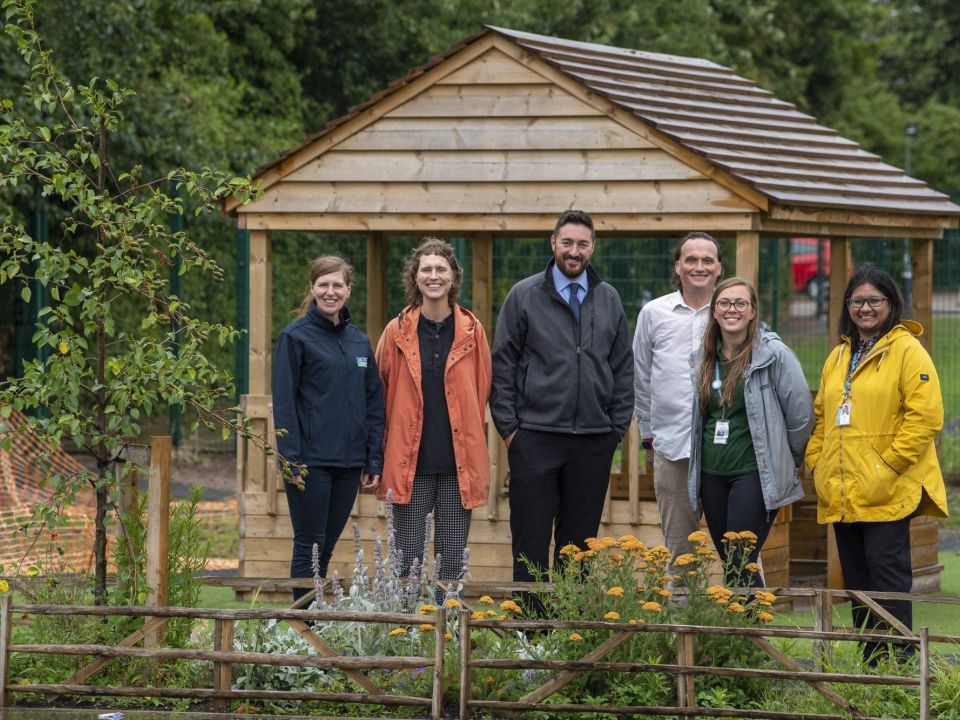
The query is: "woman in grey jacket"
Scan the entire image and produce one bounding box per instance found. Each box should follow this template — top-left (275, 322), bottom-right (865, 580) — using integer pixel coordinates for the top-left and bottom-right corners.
top-left (688, 277), bottom-right (814, 587)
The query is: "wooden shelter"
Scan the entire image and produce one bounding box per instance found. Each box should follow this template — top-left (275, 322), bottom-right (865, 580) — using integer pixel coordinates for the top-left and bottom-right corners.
top-left (226, 27), bottom-right (959, 596)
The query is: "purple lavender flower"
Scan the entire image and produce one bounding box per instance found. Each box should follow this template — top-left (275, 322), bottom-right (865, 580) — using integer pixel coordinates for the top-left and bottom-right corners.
top-left (311, 543), bottom-right (322, 601)
top-left (331, 570), bottom-right (344, 608)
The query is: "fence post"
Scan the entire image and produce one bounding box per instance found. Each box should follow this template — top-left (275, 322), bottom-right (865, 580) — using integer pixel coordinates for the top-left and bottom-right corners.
top-left (814, 589), bottom-right (833, 672)
top-left (675, 629), bottom-right (695, 715)
top-left (145, 435), bottom-right (171, 646)
top-left (0, 594), bottom-right (11, 707)
top-left (919, 626), bottom-right (929, 720)
top-left (433, 614), bottom-right (446, 720)
top-left (213, 619), bottom-right (235, 712)
top-left (459, 610), bottom-right (471, 720)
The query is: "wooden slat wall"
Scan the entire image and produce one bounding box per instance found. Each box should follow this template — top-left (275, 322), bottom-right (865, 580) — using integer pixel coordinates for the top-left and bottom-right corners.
top-left (239, 47), bottom-right (753, 222)
top-left (239, 490), bottom-right (793, 597)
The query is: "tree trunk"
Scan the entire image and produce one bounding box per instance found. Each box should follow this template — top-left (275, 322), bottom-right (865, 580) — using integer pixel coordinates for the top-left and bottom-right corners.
top-left (93, 473), bottom-right (109, 605)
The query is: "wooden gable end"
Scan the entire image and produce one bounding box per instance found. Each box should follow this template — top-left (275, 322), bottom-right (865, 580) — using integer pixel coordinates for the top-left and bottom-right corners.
top-left (238, 47), bottom-right (756, 226)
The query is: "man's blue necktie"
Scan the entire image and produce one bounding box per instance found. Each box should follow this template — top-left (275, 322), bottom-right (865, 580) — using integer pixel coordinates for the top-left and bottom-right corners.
top-left (567, 282), bottom-right (581, 321)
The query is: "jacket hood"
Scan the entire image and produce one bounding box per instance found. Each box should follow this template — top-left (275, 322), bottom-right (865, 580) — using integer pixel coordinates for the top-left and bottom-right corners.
top-left (840, 319), bottom-right (924, 346)
top-left (751, 324), bottom-right (782, 366)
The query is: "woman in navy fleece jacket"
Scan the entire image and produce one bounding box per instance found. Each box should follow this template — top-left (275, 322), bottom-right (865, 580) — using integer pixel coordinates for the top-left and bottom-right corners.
top-left (272, 256), bottom-right (385, 601)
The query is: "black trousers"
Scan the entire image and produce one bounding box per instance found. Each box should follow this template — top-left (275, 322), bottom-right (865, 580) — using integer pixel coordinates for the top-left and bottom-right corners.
top-left (285, 466), bottom-right (361, 602)
top-left (700, 470), bottom-right (776, 588)
top-left (833, 517), bottom-right (914, 663)
top-left (507, 428), bottom-right (617, 584)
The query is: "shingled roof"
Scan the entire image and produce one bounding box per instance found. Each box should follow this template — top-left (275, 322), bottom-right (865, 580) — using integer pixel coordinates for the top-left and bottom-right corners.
top-left (489, 27), bottom-right (958, 217)
top-left (236, 26), bottom-right (958, 223)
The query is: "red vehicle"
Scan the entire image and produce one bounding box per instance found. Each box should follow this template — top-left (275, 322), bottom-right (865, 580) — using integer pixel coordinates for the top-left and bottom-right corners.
top-left (791, 238), bottom-right (830, 298)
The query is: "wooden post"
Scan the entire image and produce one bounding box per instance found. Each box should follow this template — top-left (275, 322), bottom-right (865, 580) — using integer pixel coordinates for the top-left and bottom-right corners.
top-left (458, 610), bottom-right (471, 720)
top-left (432, 615), bottom-right (446, 720)
top-left (145, 436), bottom-right (171, 646)
top-left (0, 594), bottom-right (10, 707)
top-left (473, 232), bottom-right (494, 343)
top-left (911, 238), bottom-right (933, 353)
top-left (248, 230), bottom-right (272, 397)
top-left (675, 629), bottom-right (696, 715)
top-left (827, 237), bottom-right (852, 346)
top-left (735, 231), bottom-right (759, 288)
top-left (240, 229), bottom-right (273, 582)
top-left (213, 619), bottom-right (235, 712)
top-left (626, 420), bottom-right (641, 525)
top-left (813, 589), bottom-right (833, 672)
top-left (366, 231), bottom-right (389, 349)
top-left (920, 626), bottom-right (930, 720)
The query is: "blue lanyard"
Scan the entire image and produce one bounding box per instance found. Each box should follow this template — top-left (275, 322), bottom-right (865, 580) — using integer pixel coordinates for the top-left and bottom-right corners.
top-left (843, 336), bottom-right (878, 397)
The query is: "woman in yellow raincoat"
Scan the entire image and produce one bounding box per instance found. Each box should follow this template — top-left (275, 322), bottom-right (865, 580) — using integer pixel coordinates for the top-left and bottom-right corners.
top-left (806, 264), bottom-right (946, 664)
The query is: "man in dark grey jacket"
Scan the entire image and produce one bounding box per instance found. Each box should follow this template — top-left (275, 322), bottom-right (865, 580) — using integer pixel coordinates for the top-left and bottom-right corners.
top-left (491, 210), bottom-right (634, 591)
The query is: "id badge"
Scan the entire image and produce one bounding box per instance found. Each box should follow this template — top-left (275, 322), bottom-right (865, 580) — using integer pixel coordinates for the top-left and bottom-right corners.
top-left (836, 401), bottom-right (852, 426)
top-left (713, 420), bottom-right (730, 445)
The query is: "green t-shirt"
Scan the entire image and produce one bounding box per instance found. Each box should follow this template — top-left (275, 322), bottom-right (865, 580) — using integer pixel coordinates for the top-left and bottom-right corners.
top-left (701, 360), bottom-right (758, 476)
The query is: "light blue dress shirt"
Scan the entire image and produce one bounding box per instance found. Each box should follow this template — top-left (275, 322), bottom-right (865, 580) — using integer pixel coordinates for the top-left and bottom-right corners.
top-left (551, 263), bottom-right (588, 305)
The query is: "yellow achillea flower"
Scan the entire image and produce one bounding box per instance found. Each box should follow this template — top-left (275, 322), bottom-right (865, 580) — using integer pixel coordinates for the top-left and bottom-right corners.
top-left (486, 610), bottom-right (498, 617)
top-left (569, 633), bottom-right (583, 641)
top-left (0, 579), bottom-right (8, 593)
top-left (479, 595), bottom-right (495, 604)
top-left (443, 598), bottom-right (461, 609)
top-left (722, 531), bottom-right (740, 541)
top-left (757, 611), bottom-right (775, 622)
top-left (695, 545), bottom-right (716, 557)
top-left (641, 601), bottom-right (662, 612)
top-left (707, 585), bottom-right (733, 599)
top-left (726, 602), bottom-right (746, 613)
top-left (445, 631), bottom-right (453, 640)
top-left (419, 604), bottom-right (438, 614)
top-left (470, 612), bottom-right (486, 621)
top-left (755, 591), bottom-right (777, 604)
top-left (585, 537), bottom-right (602, 551)
top-left (619, 534), bottom-right (639, 544)
top-left (389, 627), bottom-right (408, 637)
top-left (559, 544), bottom-right (580, 556)
top-left (607, 552), bottom-right (625, 566)
top-left (657, 588), bottom-right (672, 598)
top-left (672, 553), bottom-right (696, 567)
top-left (745, 562), bottom-right (761, 573)
top-left (500, 600), bottom-right (522, 614)
top-left (621, 539), bottom-right (645, 552)
top-left (603, 611), bottom-right (621, 620)
top-left (606, 586), bottom-right (625, 597)
top-left (687, 530), bottom-right (709, 543)
top-left (419, 623), bottom-right (435, 631)
top-left (739, 530), bottom-right (758, 542)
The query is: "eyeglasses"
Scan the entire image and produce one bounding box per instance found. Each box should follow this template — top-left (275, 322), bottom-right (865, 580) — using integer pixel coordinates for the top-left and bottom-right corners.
top-left (715, 298), bottom-right (751, 311)
top-left (846, 296), bottom-right (887, 309)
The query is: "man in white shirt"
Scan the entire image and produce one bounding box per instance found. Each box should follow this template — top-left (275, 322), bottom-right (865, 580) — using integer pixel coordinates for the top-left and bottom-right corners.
top-left (633, 232), bottom-right (722, 557)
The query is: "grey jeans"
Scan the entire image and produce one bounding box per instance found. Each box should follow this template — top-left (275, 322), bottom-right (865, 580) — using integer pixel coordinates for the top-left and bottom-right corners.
top-left (653, 452), bottom-right (701, 558)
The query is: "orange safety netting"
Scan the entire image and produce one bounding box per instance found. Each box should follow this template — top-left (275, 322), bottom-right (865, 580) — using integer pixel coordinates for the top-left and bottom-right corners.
top-left (0, 408), bottom-right (97, 573)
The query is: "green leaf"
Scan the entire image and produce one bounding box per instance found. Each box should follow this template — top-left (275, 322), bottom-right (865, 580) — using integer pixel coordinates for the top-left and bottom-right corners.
top-left (38, 126), bottom-right (51, 142)
top-left (20, 285), bottom-right (31, 303)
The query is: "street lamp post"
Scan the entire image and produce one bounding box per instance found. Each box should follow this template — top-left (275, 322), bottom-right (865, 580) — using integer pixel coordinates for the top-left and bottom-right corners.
top-left (903, 123), bottom-right (918, 312)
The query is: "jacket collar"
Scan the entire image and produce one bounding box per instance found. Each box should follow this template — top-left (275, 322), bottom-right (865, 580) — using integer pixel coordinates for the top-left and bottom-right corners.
top-left (540, 260), bottom-right (602, 294)
top-left (308, 302), bottom-right (351, 331)
top-left (394, 303), bottom-right (478, 351)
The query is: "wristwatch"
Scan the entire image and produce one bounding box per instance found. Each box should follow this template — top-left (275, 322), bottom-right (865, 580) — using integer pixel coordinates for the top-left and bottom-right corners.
top-left (641, 438), bottom-right (653, 450)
